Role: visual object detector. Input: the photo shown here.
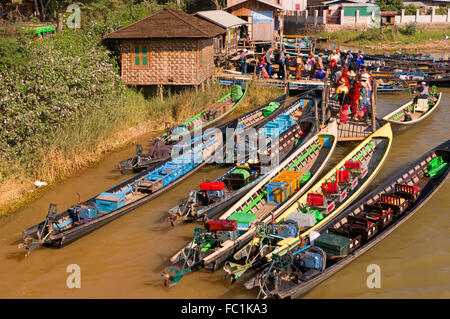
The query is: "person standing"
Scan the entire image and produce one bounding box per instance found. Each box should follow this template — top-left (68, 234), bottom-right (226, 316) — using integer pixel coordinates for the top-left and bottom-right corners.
top-left (278, 48), bottom-right (286, 79)
top-left (355, 52), bottom-right (365, 69)
top-left (265, 47), bottom-right (273, 78)
top-left (239, 49), bottom-right (248, 74)
top-left (295, 56), bottom-right (304, 80)
top-left (348, 81), bottom-right (362, 118)
top-left (306, 51), bottom-right (316, 79)
top-left (328, 49), bottom-right (340, 80)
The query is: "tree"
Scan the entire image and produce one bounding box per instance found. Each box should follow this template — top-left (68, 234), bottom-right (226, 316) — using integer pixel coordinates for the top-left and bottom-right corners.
top-left (375, 0), bottom-right (404, 12)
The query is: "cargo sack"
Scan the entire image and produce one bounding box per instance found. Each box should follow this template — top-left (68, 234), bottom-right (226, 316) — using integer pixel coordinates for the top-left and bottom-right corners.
top-left (262, 102), bottom-right (281, 117)
top-left (425, 156), bottom-right (449, 178)
top-left (231, 85), bottom-right (243, 102)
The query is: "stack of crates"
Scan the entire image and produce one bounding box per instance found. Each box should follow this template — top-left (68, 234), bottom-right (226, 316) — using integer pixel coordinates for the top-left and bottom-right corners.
top-left (263, 114), bottom-right (295, 138)
top-left (266, 170), bottom-right (304, 205)
top-left (318, 135), bottom-right (332, 148)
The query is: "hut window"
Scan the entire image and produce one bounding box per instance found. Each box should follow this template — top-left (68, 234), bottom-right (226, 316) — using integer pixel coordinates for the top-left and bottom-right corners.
top-left (133, 45), bottom-right (150, 69)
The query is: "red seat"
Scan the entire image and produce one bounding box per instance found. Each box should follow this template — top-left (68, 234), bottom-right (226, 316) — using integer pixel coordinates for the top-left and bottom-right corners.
top-left (336, 170), bottom-right (350, 183)
top-left (307, 193), bottom-right (324, 206)
top-left (322, 182), bottom-right (338, 194)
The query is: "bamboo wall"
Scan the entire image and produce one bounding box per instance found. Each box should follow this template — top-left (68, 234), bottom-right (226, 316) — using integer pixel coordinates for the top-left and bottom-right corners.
top-left (120, 38), bottom-right (215, 86)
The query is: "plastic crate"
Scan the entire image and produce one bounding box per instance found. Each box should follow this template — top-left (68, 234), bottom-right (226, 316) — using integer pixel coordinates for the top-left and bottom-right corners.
top-left (229, 212), bottom-right (258, 229)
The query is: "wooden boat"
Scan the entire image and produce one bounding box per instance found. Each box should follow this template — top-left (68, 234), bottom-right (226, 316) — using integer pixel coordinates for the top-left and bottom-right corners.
top-left (376, 83), bottom-right (405, 93)
top-left (222, 123), bottom-right (393, 284)
top-left (116, 83), bottom-right (248, 173)
top-left (428, 76), bottom-right (450, 88)
top-left (162, 121), bottom-right (338, 287)
top-left (163, 82), bottom-right (248, 144)
top-left (380, 92), bottom-right (442, 125)
top-left (20, 91), bottom-right (291, 254)
top-left (246, 140), bottom-right (449, 299)
top-left (167, 93), bottom-right (317, 225)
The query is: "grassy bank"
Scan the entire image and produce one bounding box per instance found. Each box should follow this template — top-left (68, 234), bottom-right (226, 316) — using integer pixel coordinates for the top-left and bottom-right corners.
top-left (319, 25), bottom-right (450, 51)
top-left (0, 81), bottom-right (280, 217)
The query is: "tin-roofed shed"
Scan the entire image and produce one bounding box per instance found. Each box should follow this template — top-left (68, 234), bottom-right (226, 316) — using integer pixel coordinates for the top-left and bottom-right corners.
top-left (194, 10), bottom-right (248, 55)
top-left (103, 8), bottom-right (226, 86)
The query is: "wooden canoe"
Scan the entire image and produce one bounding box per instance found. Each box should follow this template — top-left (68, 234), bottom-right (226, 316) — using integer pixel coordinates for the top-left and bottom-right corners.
top-left (380, 92), bottom-right (442, 125)
top-left (117, 82), bottom-right (249, 173)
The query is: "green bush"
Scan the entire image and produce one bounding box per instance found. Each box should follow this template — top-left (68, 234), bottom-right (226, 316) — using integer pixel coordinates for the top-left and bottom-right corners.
top-left (403, 4), bottom-right (419, 15)
top-left (436, 7), bottom-right (448, 15)
top-left (0, 26), bottom-right (124, 166)
top-left (399, 23), bottom-right (417, 36)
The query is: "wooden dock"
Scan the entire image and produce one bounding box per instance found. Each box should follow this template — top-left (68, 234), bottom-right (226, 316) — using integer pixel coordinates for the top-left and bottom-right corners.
top-left (217, 73), bottom-right (379, 142)
top-left (320, 81), bottom-right (379, 142)
top-left (216, 72), bottom-right (325, 92)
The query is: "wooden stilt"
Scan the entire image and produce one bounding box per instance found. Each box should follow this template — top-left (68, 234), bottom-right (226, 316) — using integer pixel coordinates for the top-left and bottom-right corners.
top-left (158, 84), bottom-right (163, 101)
top-left (371, 81), bottom-right (378, 132)
top-left (314, 99), bottom-right (319, 130)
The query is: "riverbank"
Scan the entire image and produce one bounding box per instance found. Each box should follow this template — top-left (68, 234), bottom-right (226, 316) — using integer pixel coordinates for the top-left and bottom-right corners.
top-left (0, 81), bottom-right (280, 218)
top-left (319, 26), bottom-right (450, 52)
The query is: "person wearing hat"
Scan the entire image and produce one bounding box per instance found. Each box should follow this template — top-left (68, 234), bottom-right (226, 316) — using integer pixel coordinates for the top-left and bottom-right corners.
top-left (306, 51), bottom-right (316, 79)
top-left (359, 72), bottom-right (372, 120)
top-left (328, 50), bottom-right (340, 81)
top-left (347, 69), bottom-right (357, 86)
top-left (295, 56), bottom-right (304, 80)
top-left (415, 81), bottom-right (429, 98)
top-left (239, 49), bottom-right (248, 74)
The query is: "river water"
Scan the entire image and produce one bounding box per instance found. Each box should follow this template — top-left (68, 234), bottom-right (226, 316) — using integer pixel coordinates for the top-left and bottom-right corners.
top-left (0, 88), bottom-right (448, 299)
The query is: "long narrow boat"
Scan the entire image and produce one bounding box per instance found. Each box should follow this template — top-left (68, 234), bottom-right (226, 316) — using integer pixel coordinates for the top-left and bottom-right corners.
top-left (20, 91), bottom-right (290, 254)
top-left (163, 121), bottom-right (338, 287)
top-left (380, 91), bottom-right (442, 126)
top-left (167, 93), bottom-right (317, 225)
top-left (247, 140), bottom-right (449, 299)
top-left (164, 82), bottom-right (248, 143)
top-left (222, 123), bottom-right (393, 283)
top-left (117, 83), bottom-right (248, 173)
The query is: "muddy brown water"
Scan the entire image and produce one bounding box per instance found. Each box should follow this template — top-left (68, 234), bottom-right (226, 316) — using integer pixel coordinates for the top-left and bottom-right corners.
top-left (0, 89), bottom-right (449, 299)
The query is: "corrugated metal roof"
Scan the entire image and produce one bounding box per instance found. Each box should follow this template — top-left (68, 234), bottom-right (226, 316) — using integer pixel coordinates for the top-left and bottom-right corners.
top-left (103, 8), bottom-right (226, 40)
top-left (226, 0), bottom-right (283, 10)
top-left (194, 10), bottom-right (248, 28)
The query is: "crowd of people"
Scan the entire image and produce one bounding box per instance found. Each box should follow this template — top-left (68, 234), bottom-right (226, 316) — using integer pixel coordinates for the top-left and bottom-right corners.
top-left (236, 45), bottom-right (435, 125)
top-left (237, 46), bottom-right (374, 123)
